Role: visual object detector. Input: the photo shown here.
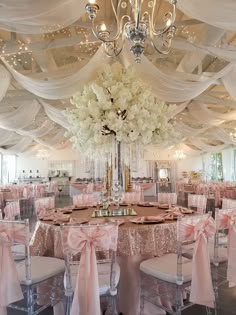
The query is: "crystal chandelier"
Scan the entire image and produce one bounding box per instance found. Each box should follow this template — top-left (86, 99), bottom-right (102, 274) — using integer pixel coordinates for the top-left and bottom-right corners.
top-left (230, 129), bottom-right (236, 142)
top-left (173, 150), bottom-right (186, 160)
top-left (36, 149), bottom-right (50, 160)
top-left (85, 0), bottom-right (177, 63)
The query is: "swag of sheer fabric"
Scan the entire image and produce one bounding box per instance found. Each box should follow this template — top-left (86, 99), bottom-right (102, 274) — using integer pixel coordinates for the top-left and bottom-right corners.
top-left (178, 0), bottom-right (236, 31)
top-left (3, 45), bottom-right (236, 103)
top-left (0, 0), bottom-right (86, 34)
top-left (2, 47), bottom-right (108, 99)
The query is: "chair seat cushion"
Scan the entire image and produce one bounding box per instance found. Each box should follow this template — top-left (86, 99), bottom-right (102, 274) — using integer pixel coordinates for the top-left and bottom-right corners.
top-left (66, 262), bottom-right (120, 296)
top-left (209, 245), bottom-right (228, 263)
top-left (140, 253), bottom-right (192, 284)
top-left (17, 256), bottom-right (65, 285)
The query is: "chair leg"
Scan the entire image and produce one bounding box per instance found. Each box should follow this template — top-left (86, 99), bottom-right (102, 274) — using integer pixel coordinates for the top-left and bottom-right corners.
top-left (53, 301), bottom-right (64, 315)
top-left (111, 295), bottom-right (119, 315)
top-left (26, 286), bottom-right (34, 315)
top-left (0, 307), bottom-right (7, 315)
top-left (65, 295), bottom-right (73, 315)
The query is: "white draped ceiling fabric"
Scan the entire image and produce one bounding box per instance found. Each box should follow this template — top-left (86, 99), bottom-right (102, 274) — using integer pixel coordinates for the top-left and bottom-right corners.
top-left (0, 0), bottom-right (87, 34)
top-left (0, 0), bottom-right (235, 154)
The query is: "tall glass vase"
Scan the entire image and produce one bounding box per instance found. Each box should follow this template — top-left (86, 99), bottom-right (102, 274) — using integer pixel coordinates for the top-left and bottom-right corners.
top-left (114, 140), bottom-right (123, 191)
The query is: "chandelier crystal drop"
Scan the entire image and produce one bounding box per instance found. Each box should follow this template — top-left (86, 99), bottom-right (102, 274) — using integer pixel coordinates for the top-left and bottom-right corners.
top-left (173, 150), bottom-right (186, 160)
top-left (230, 129), bottom-right (236, 142)
top-left (36, 149), bottom-right (50, 160)
top-left (85, 0), bottom-right (177, 63)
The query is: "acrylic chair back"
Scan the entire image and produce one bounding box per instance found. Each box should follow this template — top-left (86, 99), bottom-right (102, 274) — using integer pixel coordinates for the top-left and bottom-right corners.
top-left (214, 208), bottom-right (236, 286)
top-left (61, 223), bottom-right (119, 315)
top-left (177, 213), bottom-right (216, 307)
top-left (0, 219), bottom-right (31, 307)
top-left (221, 198), bottom-right (236, 209)
top-left (72, 194), bottom-right (94, 206)
top-left (3, 200), bottom-right (20, 220)
top-left (158, 192), bottom-right (177, 205)
top-left (187, 194), bottom-right (207, 214)
top-left (34, 196), bottom-right (55, 216)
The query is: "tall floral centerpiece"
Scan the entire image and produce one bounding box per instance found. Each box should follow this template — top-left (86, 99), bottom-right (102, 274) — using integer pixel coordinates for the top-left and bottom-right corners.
top-left (65, 62), bottom-right (176, 189)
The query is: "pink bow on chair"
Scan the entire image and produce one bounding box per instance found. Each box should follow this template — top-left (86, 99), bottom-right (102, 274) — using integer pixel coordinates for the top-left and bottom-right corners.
top-left (182, 216), bottom-right (216, 308)
top-left (218, 210), bottom-right (236, 287)
top-left (0, 224), bottom-right (27, 306)
top-left (67, 225), bottom-right (118, 315)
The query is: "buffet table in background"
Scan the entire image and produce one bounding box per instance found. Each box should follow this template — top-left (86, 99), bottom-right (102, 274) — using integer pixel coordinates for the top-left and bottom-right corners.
top-left (69, 182), bottom-right (104, 196)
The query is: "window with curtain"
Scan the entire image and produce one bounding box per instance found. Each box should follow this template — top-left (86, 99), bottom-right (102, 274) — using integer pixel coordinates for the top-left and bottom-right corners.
top-left (210, 153), bottom-right (223, 181)
top-left (2, 155), bottom-right (16, 184)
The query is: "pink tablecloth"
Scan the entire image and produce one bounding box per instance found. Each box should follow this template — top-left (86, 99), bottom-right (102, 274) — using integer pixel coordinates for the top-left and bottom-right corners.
top-left (30, 206), bottom-right (177, 315)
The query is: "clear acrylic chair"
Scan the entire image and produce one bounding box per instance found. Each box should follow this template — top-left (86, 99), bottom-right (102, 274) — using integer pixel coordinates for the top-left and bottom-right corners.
top-left (188, 194), bottom-right (207, 214)
top-left (139, 213), bottom-right (216, 315)
top-left (158, 193), bottom-right (177, 205)
top-left (3, 200), bottom-right (21, 220)
top-left (211, 208), bottom-right (236, 307)
top-left (34, 196), bottom-right (55, 217)
top-left (221, 198), bottom-right (236, 209)
top-left (0, 218), bottom-right (65, 314)
top-left (61, 222), bottom-right (121, 315)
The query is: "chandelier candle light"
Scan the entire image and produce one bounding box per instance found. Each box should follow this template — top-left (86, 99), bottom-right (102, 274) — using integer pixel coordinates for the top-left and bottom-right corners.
top-left (85, 0), bottom-right (177, 63)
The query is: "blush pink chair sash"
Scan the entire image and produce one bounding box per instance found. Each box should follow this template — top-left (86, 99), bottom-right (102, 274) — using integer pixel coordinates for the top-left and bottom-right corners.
top-left (67, 225), bottom-right (118, 315)
top-left (0, 223), bottom-right (27, 306)
top-left (4, 202), bottom-right (20, 220)
top-left (218, 211), bottom-right (236, 287)
top-left (180, 216), bottom-right (216, 308)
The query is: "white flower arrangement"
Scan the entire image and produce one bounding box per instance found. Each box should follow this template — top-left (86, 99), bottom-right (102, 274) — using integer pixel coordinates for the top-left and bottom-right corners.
top-left (65, 62), bottom-right (177, 154)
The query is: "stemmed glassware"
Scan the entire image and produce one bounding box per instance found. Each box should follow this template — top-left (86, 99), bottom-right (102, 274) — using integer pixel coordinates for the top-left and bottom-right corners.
top-left (112, 181), bottom-right (122, 211)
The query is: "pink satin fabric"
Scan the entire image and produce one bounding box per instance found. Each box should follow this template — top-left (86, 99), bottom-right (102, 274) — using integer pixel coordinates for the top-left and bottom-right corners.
top-left (66, 224), bottom-right (118, 315)
top-left (4, 201), bottom-right (20, 220)
top-left (217, 210), bottom-right (236, 287)
top-left (72, 194), bottom-right (94, 207)
top-left (179, 216), bottom-right (216, 308)
top-left (35, 197), bottom-right (55, 214)
top-left (0, 222), bottom-right (27, 306)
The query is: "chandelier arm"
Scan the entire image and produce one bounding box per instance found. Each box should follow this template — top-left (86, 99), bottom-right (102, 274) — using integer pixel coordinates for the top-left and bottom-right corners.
top-left (150, 34), bottom-right (172, 55)
top-left (102, 41), bottom-right (124, 58)
top-left (91, 0), bottom-right (131, 43)
top-left (150, 0), bottom-right (176, 36)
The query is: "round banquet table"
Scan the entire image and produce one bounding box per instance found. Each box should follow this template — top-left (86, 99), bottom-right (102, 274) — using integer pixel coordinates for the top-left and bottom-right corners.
top-left (30, 205), bottom-right (178, 315)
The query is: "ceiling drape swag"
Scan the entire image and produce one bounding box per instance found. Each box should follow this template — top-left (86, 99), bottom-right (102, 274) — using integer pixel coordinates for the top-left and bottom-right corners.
top-left (0, 101), bottom-right (40, 130)
top-left (17, 120), bottom-right (55, 138)
top-left (120, 48), bottom-right (234, 102)
top-left (41, 100), bottom-right (70, 130)
top-left (208, 128), bottom-right (234, 144)
top-left (0, 65), bottom-right (11, 102)
top-left (0, 130), bottom-right (15, 146)
top-left (0, 0), bottom-right (86, 34)
top-left (2, 47), bottom-right (109, 99)
top-left (35, 129), bottom-right (65, 148)
top-left (7, 137), bottom-right (33, 153)
top-left (178, 0), bottom-right (236, 31)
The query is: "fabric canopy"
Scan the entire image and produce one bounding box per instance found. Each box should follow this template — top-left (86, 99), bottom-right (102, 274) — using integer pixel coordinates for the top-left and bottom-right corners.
top-left (178, 0), bottom-right (236, 31)
top-left (0, 0), bottom-right (86, 34)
